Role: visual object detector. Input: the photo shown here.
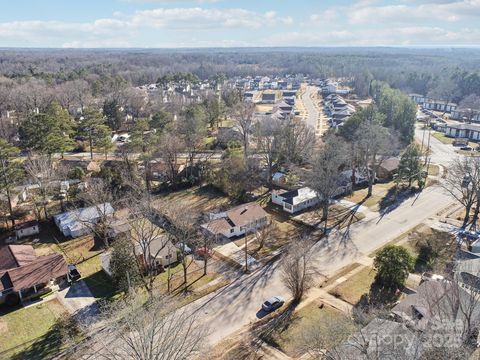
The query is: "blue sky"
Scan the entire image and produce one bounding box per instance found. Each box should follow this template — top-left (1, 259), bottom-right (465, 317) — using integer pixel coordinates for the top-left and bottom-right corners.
top-left (1, 0), bottom-right (479, 48)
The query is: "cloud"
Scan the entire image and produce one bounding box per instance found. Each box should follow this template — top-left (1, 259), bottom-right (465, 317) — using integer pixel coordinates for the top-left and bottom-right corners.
top-left (347, 0), bottom-right (480, 24)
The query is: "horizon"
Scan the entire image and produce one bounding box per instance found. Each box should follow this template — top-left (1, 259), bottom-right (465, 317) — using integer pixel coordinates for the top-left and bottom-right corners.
top-left (1, 0), bottom-right (479, 48)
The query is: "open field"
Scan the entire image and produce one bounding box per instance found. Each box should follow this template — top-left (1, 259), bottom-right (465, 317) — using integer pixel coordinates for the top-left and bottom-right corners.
top-left (153, 185), bottom-right (232, 214)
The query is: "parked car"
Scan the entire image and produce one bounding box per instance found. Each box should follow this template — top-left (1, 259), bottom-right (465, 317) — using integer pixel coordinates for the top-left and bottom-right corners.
top-left (262, 296), bottom-right (285, 312)
top-left (461, 146), bottom-right (472, 151)
top-left (67, 264), bottom-right (81, 283)
top-left (176, 242), bottom-right (192, 254)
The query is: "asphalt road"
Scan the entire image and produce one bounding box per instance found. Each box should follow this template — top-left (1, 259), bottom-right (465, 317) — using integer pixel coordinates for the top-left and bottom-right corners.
top-left (191, 185), bottom-right (453, 346)
top-left (301, 85), bottom-right (323, 135)
top-left (415, 125), bottom-right (459, 166)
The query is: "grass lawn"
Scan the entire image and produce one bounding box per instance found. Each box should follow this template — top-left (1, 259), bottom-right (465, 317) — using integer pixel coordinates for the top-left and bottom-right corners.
top-left (432, 131), bottom-right (455, 144)
top-left (273, 302), bottom-right (356, 357)
top-left (153, 185), bottom-right (231, 214)
top-left (344, 181), bottom-right (397, 212)
top-left (329, 266), bottom-right (377, 305)
top-left (0, 299), bottom-right (68, 359)
top-left (321, 262), bottom-right (362, 288)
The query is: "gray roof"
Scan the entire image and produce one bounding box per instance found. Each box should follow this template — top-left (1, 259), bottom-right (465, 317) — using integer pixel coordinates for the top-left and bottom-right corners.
top-left (332, 318), bottom-right (422, 360)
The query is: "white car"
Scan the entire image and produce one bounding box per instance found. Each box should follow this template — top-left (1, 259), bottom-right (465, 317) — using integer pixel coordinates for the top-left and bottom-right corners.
top-left (262, 296), bottom-right (285, 312)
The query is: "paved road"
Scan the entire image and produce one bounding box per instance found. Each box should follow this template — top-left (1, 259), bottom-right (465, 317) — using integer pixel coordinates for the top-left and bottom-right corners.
top-left (301, 86), bottom-right (324, 135)
top-left (415, 125), bottom-right (459, 166)
top-left (191, 185), bottom-right (453, 346)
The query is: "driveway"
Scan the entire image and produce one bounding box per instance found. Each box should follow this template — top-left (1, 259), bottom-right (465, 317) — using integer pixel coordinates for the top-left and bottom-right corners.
top-left (57, 280), bottom-right (99, 322)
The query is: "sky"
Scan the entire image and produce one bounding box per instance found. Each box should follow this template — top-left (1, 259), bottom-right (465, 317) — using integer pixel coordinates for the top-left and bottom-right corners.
top-left (0, 0), bottom-right (479, 48)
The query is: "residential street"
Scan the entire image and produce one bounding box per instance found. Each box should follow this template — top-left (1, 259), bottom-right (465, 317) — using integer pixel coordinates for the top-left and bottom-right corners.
top-left (191, 185), bottom-right (453, 346)
top-left (415, 124), bottom-right (458, 166)
top-left (300, 85), bottom-right (325, 136)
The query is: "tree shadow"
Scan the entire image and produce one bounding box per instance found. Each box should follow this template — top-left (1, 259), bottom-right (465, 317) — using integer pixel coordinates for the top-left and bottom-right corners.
top-left (378, 186), bottom-right (420, 218)
top-left (251, 300), bottom-right (299, 350)
top-left (5, 314), bottom-right (81, 360)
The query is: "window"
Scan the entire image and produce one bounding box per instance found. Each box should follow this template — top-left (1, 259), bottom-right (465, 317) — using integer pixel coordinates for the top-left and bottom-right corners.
top-left (230, 229), bottom-right (234, 233)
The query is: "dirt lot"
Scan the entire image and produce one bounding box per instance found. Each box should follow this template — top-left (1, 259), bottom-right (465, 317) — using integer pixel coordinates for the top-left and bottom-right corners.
top-left (153, 185), bottom-right (232, 216)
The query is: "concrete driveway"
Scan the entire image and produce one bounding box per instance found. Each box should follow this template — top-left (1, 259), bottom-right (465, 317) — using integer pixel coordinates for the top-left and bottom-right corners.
top-left (57, 280), bottom-right (99, 322)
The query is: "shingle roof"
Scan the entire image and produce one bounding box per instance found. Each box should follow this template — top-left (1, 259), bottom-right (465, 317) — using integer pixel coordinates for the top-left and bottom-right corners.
top-left (0, 245), bottom-right (37, 271)
top-left (226, 202), bottom-right (267, 227)
top-left (7, 253), bottom-right (67, 291)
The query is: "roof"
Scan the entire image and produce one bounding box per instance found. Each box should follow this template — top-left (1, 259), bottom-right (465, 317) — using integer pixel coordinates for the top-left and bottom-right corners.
top-left (391, 279), bottom-right (480, 332)
top-left (202, 217), bottom-right (234, 235)
top-left (379, 157), bottom-right (400, 172)
top-left (135, 234), bottom-right (176, 259)
top-left (446, 123), bottom-right (480, 132)
top-left (6, 253), bottom-right (67, 292)
top-left (54, 203), bottom-right (114, 231)
top-left (226, 202), bottom-right (268, 227)
top-left (13, 220), bottom-right (39, 231)
top-left (262, 93), bottom-right (276, 100)
top-left (0, 245), bottom-right (37, 271)
top-left (333, 318), bottom-right (421, 359)
top-left (277, 187), bottom-right (317, 205)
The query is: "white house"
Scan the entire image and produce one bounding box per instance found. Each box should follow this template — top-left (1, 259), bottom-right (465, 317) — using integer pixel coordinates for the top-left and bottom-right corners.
top-left (201, 202), bottom-right (268, 239)
top-left (54, 203), bottom-right (115, 238)
top-left (272, 187), bottom-right (320, 214)
top-left (14, 220), bottom-right (40, 239)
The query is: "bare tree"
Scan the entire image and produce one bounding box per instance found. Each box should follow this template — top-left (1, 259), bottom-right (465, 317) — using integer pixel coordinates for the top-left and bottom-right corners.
top-left (308, 134), bottom-right (349, 231)
top-left (356, 118), bottom-right (397, 197)
top-left (90, 296), bottom-right (206, 360)
top-left (77, 177), bottom-right (116, 248)
top-left (231, 102), bottom-right (255, 161)
top-left (160, 201), bottom-right (199, 293)
top-left (281, 237), bottom-right (316, 303)
top-left (24, 155), bottom-right (58, 219)
top-left (128, 201), bottom-right (174, 294)
top-left (443, 156), bottom-right (480, 228)
top-left (155, 131), bottom-right (185, 184)
top-left (254, 117), bottom-right (285, 188)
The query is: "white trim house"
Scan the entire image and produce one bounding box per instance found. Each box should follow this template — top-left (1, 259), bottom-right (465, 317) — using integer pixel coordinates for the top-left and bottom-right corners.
top-left (201, 202), bottom-right (268, 239)
top-left (272, 187), bottom-right (320, 214)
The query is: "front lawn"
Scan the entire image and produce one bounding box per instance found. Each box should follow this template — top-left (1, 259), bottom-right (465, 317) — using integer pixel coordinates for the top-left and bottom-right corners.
top-left (329, 266), bottom-right (377, 305)
top-left (0, 299), bottom-right (68, 359)
top-left (272, 302), bottom-right (356, 357)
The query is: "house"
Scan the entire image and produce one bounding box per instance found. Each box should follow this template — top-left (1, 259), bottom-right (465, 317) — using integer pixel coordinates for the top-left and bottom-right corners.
top-left (14, 220), bottom-right (40, 239)
top-left (450, 109), bottom-right (480, 123)
top-left (423, 99), bottom-right (457, 113)
top-left (391, 279), bottom-right (480, 336)
top-left (261, 93), bottom-right (276, 104)
top-left (272, 187), bottom-right (320, 214)
top-left (134, 234), bottom-right (178, 270)
top-left (331, 318), bottom-right (422, 359)
top-left (377, 157), bottom-right (400, 182)
top-left (201, 202), bottom-right (268, 239)
top-left (217, 127), bottom-right (242, 146)
top-left (409, 93), bottom-right (427, 104)
top-left (445, 123), bottom-right (480, 141)
top-left (54, 203), bottom-right (115, 238)
top-left (107, 218), bottom-right (132, 240)
top-left (0, 245), bottom-right (68, 305)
